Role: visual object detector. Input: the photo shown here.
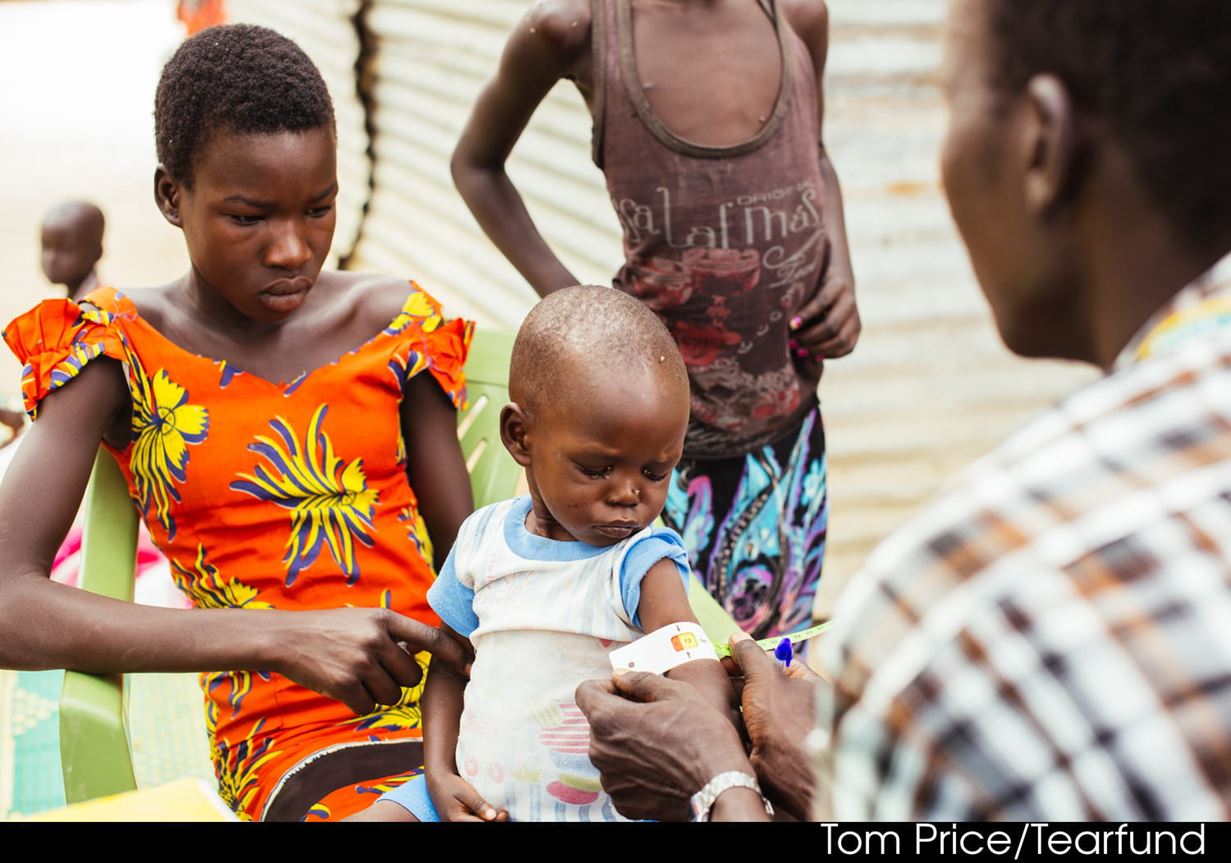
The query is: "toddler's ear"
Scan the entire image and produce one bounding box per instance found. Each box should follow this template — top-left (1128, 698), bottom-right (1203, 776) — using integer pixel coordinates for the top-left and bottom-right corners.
top-left (499, 402), bottom-right (533, 467)
top-left (153, 165), bottom-right (184, 228)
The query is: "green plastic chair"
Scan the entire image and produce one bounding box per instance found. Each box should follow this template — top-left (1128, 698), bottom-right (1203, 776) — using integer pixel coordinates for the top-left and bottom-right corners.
top-left (60, 329), bottom-right (524, 803)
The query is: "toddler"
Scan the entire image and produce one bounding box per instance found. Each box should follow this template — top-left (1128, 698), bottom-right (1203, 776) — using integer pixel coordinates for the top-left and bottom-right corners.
top-left (371, 286), bottom-right (739, 822)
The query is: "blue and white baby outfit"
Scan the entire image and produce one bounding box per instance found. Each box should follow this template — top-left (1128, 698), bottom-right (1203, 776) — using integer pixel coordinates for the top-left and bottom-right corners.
top-left (379, 495), bottom-right (689, 821)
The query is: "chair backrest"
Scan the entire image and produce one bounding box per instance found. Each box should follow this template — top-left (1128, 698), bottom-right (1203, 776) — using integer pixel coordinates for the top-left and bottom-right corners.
top-left (457, 330), bottom-right (523, 509)
top-left (61, 328), bottom-right (523, 803)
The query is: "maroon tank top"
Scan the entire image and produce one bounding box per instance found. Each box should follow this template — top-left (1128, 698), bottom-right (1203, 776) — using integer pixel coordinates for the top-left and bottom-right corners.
top-left (591, 0), bottom-right (830, 459)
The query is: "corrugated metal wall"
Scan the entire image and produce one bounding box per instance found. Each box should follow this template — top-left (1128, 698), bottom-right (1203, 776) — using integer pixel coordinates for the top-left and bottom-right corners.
top-left (227, 0), bottom-right (1098, 619)
top-left (813, 0), bottom-right (1097, 613)
top-left (227, 0), bottom-right (372, 267)
top-left (347, 0), bottom-right (623, 328)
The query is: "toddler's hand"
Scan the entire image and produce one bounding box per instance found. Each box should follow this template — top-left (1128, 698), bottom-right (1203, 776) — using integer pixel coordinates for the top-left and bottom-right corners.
top-left (428, 772), bottom-right (509, 822)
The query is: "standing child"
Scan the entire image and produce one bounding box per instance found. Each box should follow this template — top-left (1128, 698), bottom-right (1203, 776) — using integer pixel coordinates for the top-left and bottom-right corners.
top-left (452, 0), bottom-right (858, 641)
top-left (0, 25), bottom-right (473, 820)
top-left (357, 287), bottom-right (754, 822)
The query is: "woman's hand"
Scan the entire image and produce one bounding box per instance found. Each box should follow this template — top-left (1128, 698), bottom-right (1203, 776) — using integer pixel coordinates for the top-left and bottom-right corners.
top-left (272, 608), bottom-right (471, 716)
top-left (575, 671), bottom-right (757, 821)
top-left (724, 632), bottom-right (818, 820)
top-left (427, 772), bottom-right (509, 822)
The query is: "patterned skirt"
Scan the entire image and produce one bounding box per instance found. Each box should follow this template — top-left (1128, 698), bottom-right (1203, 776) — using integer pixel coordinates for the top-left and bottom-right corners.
top-left (664, 405), bottom-right (827, 640)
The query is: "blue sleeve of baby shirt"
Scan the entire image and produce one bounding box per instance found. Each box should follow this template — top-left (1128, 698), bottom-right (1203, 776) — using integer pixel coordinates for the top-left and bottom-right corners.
top-left (425, 544), bottom-right (478, 637)
top-left (619, 527), bottom-right (692, 630)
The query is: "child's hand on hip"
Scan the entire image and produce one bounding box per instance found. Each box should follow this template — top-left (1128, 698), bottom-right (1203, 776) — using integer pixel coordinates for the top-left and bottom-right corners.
top-left (789, 264), bottom-right (861, 360)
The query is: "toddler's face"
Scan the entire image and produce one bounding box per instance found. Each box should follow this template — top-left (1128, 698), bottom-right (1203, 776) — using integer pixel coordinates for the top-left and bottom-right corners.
top-left (524, 370), bottom-right (688, 547)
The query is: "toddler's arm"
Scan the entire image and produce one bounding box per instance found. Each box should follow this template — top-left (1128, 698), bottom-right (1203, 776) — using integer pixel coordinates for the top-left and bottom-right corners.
top-left (422, 623), bottom-right (508, 822)
top-left (635, 560), bottom-right (742, 730)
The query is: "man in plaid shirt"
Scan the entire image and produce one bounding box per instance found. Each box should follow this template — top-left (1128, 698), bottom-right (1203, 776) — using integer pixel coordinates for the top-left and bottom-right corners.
top-left (576, 0), bottom-right (1231, 821)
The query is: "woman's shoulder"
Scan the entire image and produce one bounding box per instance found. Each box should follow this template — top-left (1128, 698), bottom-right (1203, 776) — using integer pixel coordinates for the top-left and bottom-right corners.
top-left (322, 271), bottom-right (425, 334)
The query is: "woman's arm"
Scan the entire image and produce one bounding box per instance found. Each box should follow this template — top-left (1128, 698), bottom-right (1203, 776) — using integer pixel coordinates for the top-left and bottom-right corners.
top-left (401, 370), bottom-right (473, 571)
top-left (782, 0), bottom-right (861, 359)
top-left (451, 1), bottom-right (591, 297)
top-left (0, 359), bottom-right (466, 712)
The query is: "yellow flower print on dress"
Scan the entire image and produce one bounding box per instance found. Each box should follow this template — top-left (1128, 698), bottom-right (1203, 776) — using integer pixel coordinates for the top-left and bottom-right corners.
top-left (171, 546), bottom-right (274, 714)
top-left (345, 651), bottom-right (430, 733)
top-left (230, 405), bottom-right (379, 586)
top-left (397, 504), bottom-right (433, 566)
top-left (170, 544), bottom-right (273, 611)
top-left (125, 353), bottom-right (209, 539)
top-left (206, 702), bottom-right (280, 819)
top-left (383, 290), bottom-right (442, 336)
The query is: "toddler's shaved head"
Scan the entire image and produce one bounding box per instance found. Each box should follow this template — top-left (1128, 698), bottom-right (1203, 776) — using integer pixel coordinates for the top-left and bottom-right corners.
top-left (510, 285), bottom-right (688, 416)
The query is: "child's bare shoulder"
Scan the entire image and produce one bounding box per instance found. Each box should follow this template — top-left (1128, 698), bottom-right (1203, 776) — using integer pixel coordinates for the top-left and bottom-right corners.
top-left (780, 0), bottom-right (830, 47)
top-left (522, 0), bottom-right (592, 54)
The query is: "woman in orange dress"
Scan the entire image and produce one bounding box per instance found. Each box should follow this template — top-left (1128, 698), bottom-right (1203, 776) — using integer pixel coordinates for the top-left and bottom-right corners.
top-left (0, 25), bottom-right (472, 820)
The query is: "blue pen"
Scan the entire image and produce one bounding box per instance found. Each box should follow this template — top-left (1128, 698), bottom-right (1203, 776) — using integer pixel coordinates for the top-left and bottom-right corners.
top-left (774, 636), bottom-right (793, 671)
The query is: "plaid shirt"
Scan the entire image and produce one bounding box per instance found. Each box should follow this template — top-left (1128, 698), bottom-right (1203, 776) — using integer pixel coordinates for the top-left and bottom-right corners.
top-left (816, 253), bottom-right (1231, 820)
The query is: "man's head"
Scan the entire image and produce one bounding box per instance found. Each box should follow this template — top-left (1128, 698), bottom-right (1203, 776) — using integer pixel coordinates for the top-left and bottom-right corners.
top-left (40, 201), bottom-right (104, 295)
top-left (502, 285), bottom-right (690, 546)
top-left (940, 0), bottom-right (1231, 362)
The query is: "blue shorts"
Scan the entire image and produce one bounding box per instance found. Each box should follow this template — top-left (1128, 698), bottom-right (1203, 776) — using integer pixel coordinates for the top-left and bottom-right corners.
top-left (378, 775), bottom-right (440, 822)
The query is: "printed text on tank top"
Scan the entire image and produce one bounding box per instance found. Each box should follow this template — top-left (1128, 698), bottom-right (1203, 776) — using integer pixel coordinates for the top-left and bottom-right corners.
top-left (593, 0), bottom-right (830, 458)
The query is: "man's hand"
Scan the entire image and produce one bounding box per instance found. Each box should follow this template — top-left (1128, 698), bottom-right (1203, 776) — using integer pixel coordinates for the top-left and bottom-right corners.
top-left (576, 671), bottom-right (755, 821)
top-left (789, 263), bottom-right (860, 359)
top-left (427, 772), bottom-right (509, 822)
top-left (726, 631), bottom-right (818, 819)
top-left (272, 609), bottom-right (472, 716)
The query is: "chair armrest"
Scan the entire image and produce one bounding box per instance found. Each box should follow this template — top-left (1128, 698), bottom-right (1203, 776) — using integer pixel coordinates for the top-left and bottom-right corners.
top-left (60, 449), bottom-right (139, 802)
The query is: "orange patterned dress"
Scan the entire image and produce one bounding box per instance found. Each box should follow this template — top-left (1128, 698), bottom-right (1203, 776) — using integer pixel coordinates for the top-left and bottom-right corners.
top-left (3, 284), bottom-right (473, 820)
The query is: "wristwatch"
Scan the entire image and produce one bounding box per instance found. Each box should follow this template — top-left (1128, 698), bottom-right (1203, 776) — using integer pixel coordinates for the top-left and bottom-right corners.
top-left (689, 771), bottom-right (774, 821)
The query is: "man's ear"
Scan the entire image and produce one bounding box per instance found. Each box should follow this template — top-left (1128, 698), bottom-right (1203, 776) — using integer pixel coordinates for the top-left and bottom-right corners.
top-left (1021, 73), bottom-right (1084, 218)
top-left (500, 402), bottom-right (533, 468)
top-left (154, 165), bottom-right (184, 228)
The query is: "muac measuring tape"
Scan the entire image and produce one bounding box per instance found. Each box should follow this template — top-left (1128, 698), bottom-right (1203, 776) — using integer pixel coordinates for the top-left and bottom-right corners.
top-left (712, 619), bottom-right (834, 657)
top-left (609, 620), bottom-right (834, 674)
